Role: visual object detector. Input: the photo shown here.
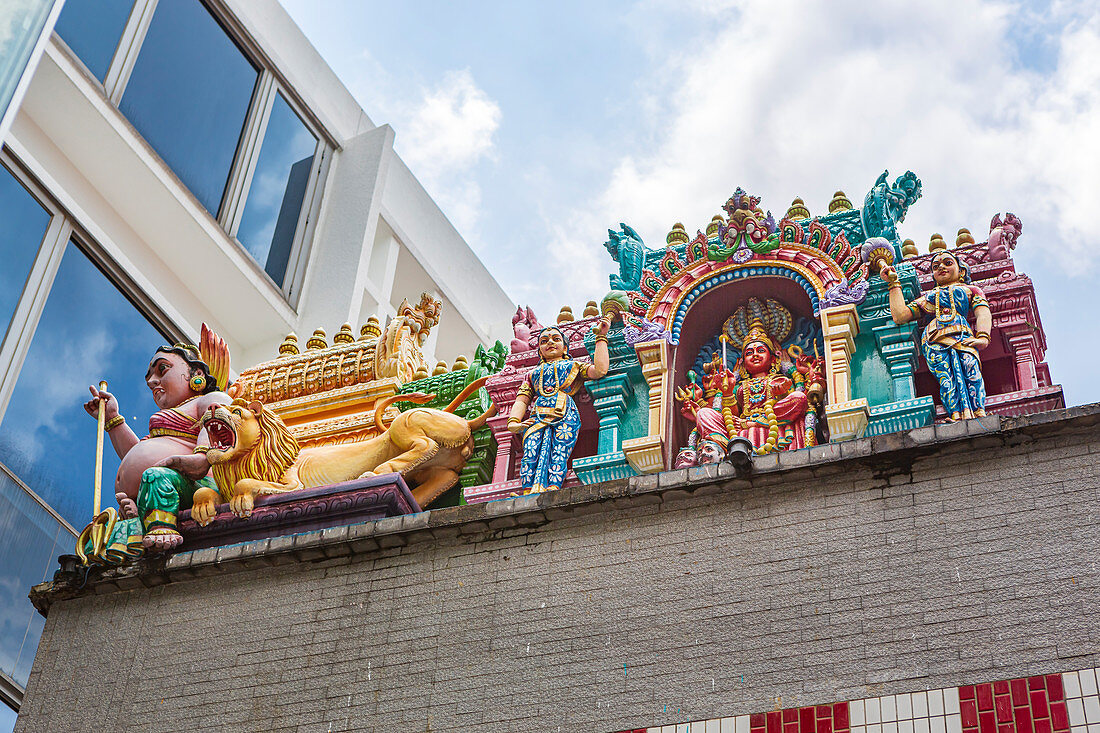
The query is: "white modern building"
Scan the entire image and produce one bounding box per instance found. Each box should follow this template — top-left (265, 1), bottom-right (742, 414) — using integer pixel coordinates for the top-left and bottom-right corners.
top-left (0, 0), bottom-right (514, 724)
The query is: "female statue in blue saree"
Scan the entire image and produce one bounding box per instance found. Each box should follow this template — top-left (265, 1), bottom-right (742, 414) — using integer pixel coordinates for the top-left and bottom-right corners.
top-left (507, 317), bottom-right (611, 493)
top-left (882, 250), bottom-right (992, 421)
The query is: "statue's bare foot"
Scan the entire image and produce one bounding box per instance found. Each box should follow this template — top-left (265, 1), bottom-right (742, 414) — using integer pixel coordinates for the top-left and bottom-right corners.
top-left (142, 529), bottom-right (183, 551)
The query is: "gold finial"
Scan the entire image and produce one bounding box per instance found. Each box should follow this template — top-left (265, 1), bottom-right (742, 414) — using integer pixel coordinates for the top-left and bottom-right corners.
top-left (452, 355), bottom-right (469, 371)
top-left (432, 360), bottom-right (448, 376)
top-left (413, 364), bottom-right (430, 380)
top-left (278, 333), bottom-right (299, 358)
top-left (306, 328), bottom-right (327, 350)
top-left (705, 215), bottom-right (724, 239)
top-left (955, 227), bottom-right (975, 247)
top-left (828, 190), bottom-right (852, 213)
top-left (786, 197), bottom-right (810, 220)
top-left (333, 323), bottom-right (355, 344)
top-left (929, 233), bottom-right (948, 252)
top-left (582, 301), bottom-right (599, 318)
top-left (666, 222), bottom-right (689, 247)
top-left (359, 316), bottom-right (381, 341)
top-left (901, 238), bottom-right (919, 259)
top-left (557, 305), bottom-right (574, 324)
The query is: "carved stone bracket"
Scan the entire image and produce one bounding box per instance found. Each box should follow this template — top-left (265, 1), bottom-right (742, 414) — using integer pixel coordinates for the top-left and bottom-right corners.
top-left (622, 339), bottom-right (672, 474)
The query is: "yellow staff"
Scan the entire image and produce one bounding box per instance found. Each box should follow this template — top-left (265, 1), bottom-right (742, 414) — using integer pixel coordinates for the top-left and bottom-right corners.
top-left (93, 380), bottom-right (107, 515)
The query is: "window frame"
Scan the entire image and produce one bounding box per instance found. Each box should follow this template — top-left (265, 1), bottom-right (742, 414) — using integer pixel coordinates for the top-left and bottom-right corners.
top-left (50, 0), bottom-right (334, 307)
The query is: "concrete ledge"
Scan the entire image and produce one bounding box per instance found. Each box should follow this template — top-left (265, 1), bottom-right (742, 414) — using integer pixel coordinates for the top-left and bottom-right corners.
top-left (31, 402), bottom-right (1099, 615)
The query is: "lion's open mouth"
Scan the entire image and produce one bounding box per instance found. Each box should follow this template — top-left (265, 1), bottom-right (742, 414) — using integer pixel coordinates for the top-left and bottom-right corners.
top-left (204, 418), bottom-right (236, 452)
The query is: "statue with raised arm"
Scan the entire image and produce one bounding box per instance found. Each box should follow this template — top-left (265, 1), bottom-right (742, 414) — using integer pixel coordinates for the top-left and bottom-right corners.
top-left (80, 324), bottom-right (231, 558)
top-left (881, 250), bottom-right (991, 421)
top-left (506, 316), bottom-right (612, 493)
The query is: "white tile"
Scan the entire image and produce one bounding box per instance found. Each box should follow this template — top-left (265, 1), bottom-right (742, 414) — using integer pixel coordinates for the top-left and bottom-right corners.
top-left (898, 694), bottom-right (913, 721)
top-left (1083, 671), bottom-right (1100, 697)
top-left (721, 719), bottom-right (735, 733)
top-left (705, 720), bottom-right (720, 733)
top-left (735, 715), bottom-right (750, 733)
top-left (882, 697), bottom-right (898, 723)
top-left (912, 692), bottom-right (928, 719)
top-left (867, 698), bottom-right (882, 725)
top-left (930, 716), bottom-right (946, 733)
top-left (690, 723), bottom-right (706, 733)
top-left (1067, 672), bottom-right (1084, 699)
top-left (852, 700), bottom-right (866, 727)
top-left (946, 714), bottom-right (962, 733)
top-left (1070, 699), bottom-right (1087, 727)
top-left (868, 725), bottom-right (882, 733)
top-left (899, 720), bottom-right (915, 733)
top-left (944, 688), bottom-right (960, 716)
top-left (1087, 725), bottom-right (1100, 733)
top-left (915, 718), bottom-right (930, 733)
top-left (1084, 696), bottom-right (1100, 724)
top-left (884, 723), bottom-right (899, 733)
top-left (928, 690), bottom-right (945, 717)
top-left (1071, 725), bottom-right (1088, 733)
top-left (851, 727), bottom-right (867, 733)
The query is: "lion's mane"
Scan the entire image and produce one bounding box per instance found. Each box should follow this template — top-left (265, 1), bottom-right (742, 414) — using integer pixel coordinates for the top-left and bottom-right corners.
top-left (211, 402), bottom-right (300, 494)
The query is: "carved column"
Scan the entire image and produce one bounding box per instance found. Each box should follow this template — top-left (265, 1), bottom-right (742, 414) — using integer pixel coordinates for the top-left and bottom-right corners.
top-left (587, 374), bottom-right (632, 454)
top-left (622, 339), bottom-right (671, 473)
top-left (487, 414), bottom-right (516, 482)
top-left (872, 322), bottom-right (919, 401)
top-left (1006, 333), bottom-right (1039, 391)
top-left (821, 304), bottom-right (870, 440)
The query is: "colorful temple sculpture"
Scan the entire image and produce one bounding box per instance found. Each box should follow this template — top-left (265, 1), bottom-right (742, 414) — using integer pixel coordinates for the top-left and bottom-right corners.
top-left (73, 170), bottom-right (1064, 562)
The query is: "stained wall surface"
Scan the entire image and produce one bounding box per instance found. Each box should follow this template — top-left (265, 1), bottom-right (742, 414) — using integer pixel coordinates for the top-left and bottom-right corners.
top-left (15, 408), bottom-right (1100, 733)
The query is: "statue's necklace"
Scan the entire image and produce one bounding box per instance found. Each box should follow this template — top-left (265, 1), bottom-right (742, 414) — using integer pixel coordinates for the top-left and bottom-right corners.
top-left (537, 360), bottom-right (563, 397)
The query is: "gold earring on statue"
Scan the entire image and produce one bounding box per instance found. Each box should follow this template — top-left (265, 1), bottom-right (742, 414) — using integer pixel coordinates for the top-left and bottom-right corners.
top-left (189, 374), bottom-right (206, 392)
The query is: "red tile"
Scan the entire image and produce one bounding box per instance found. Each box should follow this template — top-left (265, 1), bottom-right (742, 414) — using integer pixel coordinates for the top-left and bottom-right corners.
top-left (817, 707), bottom-right (832, 720)
top-left (751, 713), bottom-right (766, 729)
top-left (800, 706), bottom-right (814, 732)
top-left (1050, 701), bottom-right (1069, 732)
top-left (980, 711), bottom-right (997, 733)
top-left (978, 684), bottom-right (995, 711)
top-left (1034, 718), bottom-right (1051, 733)
top-left (1031, 690), bottom-right (1049, 720)
top-left (817, 719), bottom-right (832, 733)
top-left (962, 700), bottom-right (980, 728)
top-left (1046, 675), bottom-right (1064, 703)
top-left (785, 721), bottom-right (799, 733)
top-left (1014, 706), bottom-right (1032, 733)
top-left (1029, 676), bottom-right (1046, 691)
top-left (998, 724), bottom-right (1015, 733)
top-left (961, 685), bottom-right (978, 701)
top-left (784, 709), bottom-right (798, 724)
top-left (1011, 680), bottom-right (1029, 707)
top-left (996, 695), bottom-right (1013, 722)
top-left (833, 702), bottom-right (849, 730)
top-left (995, 681), bottom-right (1011, 694)
top-left (767, 710), bottom-right (781, 733)
top-left (964, 728), bottom-right (979, 733)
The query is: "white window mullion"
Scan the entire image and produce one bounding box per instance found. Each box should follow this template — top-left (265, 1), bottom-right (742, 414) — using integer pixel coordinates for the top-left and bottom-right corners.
top-left (103, 0), bottom-right (158, 103)
top-left (219, 70), bottom-right (276, 236)
top-left (283, 140), bottom-right (329, 303)
top-left (0, 215), bottom-right (72, 422)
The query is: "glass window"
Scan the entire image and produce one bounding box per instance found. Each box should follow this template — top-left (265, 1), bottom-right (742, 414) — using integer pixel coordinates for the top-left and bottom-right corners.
top-left (0, 165), bottom-right (50, 346)
top-left (0, 241), bottom-right (166, 528)
top-left (0, 469), bottom-right (70, 689)
top-left (0, 697), bottom-right (17, 730)
top-left (118, 1), bottom-right (258, 215)
top-left (236, 92), bottom-right (316, 287)
top-left (53, 0), bottom-right (134, 82)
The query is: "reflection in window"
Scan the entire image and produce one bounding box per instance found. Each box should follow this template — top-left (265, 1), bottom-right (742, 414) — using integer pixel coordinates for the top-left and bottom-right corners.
top-left (0, 470), bottom-right (69, 688)
top-left (0, 165), bottom-right (50, 346)
top-left (0, 697), bottom-right (16, 730)
top-left (0, 241), bottom-right (166, 528)
top-left (119, 1), bottom-right (258, 215)
top-left (53, 0), bottom-right (134, 82)
top-left (236, 93), bottom-right (316, 287)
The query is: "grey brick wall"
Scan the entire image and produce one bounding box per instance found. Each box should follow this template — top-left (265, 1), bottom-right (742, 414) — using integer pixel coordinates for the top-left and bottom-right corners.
top-left (15, 408), bottom-right (1100, 733)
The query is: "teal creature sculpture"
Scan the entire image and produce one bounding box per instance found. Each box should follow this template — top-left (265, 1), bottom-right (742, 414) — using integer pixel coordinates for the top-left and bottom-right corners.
top-left (604, 223), bottom-right (647, 292)
top-left (862, 170), bottom-right (922, 243)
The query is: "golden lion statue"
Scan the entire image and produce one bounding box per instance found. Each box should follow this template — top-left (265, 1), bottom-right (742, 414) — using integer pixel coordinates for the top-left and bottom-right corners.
top-left (194, 377), bottom-right (495, 524)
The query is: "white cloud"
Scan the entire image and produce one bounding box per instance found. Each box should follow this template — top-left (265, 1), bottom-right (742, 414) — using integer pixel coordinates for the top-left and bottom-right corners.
top-left (542, 0), bottom-right (1100, 308)
top-left (396, 69), bottom-right (501, 237)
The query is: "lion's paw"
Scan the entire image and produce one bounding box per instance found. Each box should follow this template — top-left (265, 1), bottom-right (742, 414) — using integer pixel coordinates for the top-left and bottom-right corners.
top-left (229, 494), bottom-right (254, 519)
top-left (357, 471), bottom-right (378, 479)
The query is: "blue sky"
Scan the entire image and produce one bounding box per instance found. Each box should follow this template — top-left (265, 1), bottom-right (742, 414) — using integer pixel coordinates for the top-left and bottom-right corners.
top-left (283, 0), bottom-right (1098, 408)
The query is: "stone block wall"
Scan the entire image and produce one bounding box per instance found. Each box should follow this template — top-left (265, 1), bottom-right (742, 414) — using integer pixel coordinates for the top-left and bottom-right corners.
top-left (15, 406), bottom-right (1100, 732)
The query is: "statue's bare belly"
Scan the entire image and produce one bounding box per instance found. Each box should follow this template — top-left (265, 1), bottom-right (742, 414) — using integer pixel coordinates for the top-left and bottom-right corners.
top-left (116, 436), bottom-right (197, 499)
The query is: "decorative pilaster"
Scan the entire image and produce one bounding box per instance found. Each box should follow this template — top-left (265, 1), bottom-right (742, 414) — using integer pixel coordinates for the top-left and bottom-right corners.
top-left (587, 374), bottom-right (632, 453)
top-left (821, 304), bottom-right (869, 440)
top-left (622, 339), bottom-right (672, 474)
top-left (871, 322), bottom-right (919, 401)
